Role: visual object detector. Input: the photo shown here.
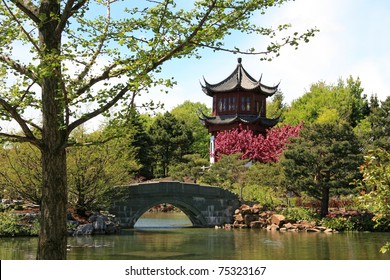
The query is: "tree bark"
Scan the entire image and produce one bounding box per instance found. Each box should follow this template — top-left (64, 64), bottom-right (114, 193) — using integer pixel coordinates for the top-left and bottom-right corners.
top-left (36, 0), bottom-right (68, 260)
top-left (320, 186), bottom-right (330, 217)
top-left (37, 148), bottom-right (68, 259)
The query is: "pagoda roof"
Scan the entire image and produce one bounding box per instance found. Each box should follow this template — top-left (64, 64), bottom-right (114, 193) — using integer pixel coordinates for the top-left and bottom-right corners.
top-left (198, 112), bottom-right (279, 128)
top-left (201, 58), bottom-right (279, 97)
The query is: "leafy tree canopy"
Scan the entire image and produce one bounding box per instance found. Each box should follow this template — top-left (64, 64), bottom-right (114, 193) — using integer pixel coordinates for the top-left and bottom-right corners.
top-left (283, 77), bottom-right (369, 127)
top-left (171, 101), bottom-right (210, 157)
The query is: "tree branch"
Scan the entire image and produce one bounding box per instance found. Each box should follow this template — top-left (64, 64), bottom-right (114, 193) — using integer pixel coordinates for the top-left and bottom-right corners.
top-left (152, 0), bottom-right (218, 69)
top-left (0, 54), bottom-right (40, 84)
top-left (67, 84), bottom-right (129, 135)
top-left (10, 0), bottom-right (40, 23)
top-left (3, 0), bottom-right (41, 53)
top-left (73, 0), bottom-right (111, 85)
top-left (0, 131), bottom-right (41, 147)
top-left (56, 0), bottom-right (88, 35)
top-left (0, 97), bottom-right (39, 144)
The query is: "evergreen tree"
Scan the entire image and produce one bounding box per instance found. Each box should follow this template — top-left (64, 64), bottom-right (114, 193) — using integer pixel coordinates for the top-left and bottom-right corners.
top-left (368, 96), bottom-right (390, 150)
top-left (282, 123), bottom-right (363, 217)
top-left (148, 112), bottom-right (194, 177)
top-left (171, 101), bottom-right (211, 158)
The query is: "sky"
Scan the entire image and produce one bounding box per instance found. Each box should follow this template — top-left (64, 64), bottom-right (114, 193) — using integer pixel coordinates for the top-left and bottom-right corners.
top-left (138, 0), bottom-right (390, 113)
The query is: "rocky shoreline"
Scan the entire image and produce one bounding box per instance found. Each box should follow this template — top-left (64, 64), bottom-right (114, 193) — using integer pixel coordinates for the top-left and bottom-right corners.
top-left (1, 199), bottom-right (121, 237)
top-left (221, 204), bottom-right (337, 233)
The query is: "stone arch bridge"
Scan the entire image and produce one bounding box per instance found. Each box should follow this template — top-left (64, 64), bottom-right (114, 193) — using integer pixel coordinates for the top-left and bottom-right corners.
top-left (109, 181), bottom-right (239, 228)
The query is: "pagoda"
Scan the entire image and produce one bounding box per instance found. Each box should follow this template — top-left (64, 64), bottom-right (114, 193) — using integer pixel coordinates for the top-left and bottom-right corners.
top-left (199, 58), bottom-right (280, 163)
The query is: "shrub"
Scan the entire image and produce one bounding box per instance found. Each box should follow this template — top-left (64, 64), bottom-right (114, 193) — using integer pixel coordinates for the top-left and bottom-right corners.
top-left (0, 212), bottom-right (40, 236)
top-left (280, 207), bottom-right (319, 222)
top-left (0, 212), bottom-right (21, 236)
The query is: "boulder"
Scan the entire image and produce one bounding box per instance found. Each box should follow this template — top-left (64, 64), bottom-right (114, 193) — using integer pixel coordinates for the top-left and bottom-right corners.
top-left (234, 213), bottom-right (244, 222)
top-left (92, 215), bottom-right (106, 234)
top-left (73, 224), bottom-right (94, 236)
top-left (284, 222), bottom-right (293, 229)
top-left (271, 214), bottom-right (285, 226)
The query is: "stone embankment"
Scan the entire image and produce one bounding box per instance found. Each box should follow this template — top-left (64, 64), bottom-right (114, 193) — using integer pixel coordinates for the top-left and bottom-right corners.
top-left (1, 199), bottom-right (120, 236)
top-left (223, 204), bottom-right (335, 233)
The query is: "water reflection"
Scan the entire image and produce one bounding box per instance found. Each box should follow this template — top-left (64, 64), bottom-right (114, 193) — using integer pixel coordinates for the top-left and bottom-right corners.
top-left (0, 212), bottom-right (389, 260)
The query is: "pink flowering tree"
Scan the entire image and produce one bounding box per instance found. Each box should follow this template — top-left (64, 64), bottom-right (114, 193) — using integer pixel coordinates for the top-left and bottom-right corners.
top-left (214, 123), bottom-right (303, 162)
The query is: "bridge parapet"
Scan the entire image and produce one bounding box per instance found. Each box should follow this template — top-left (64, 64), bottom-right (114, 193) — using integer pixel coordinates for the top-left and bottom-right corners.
top-left (110, 181), bottom-right (239, 228)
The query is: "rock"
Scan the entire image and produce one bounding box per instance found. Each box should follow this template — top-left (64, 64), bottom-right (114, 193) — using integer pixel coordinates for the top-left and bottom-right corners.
top-left (267, 224), bottom-right (279, 231)
top-left (280, 227), bottom-right (287, 232)
top-left (234, 213), bottom-right (244, 222)
top-left (92, 215), bottom-right (106, 234)
top-left (315, 226), bottom-right (327, 231)
top-left (73, 224), bottom-right (94, 236)
top-left (252, 204), bottom-right (262, 214)
top-left (224, 224), bottom-right (232, 230)
top-left (284, 222), bottom-right (293, 229)
top-left (250, 221), bottom-right (262, 229)
top-left (239, 204), bottom-right (251, 211)
top-left (271, 214), bottom-right (285, 226)
top-left (244, 214), bottom-right (254, 226)
top-left (306, 228), bottom-right (320, 233)
top-left (234, 209), bottom-right (241, 215)
top-left (300, 220), bottom-right (315, 229)
top-left (259, 211), bottom-right (268, 218)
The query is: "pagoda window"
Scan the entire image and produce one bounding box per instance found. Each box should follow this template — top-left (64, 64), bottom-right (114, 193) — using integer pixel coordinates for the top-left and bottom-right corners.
top-left (218, 98), bottom-right (223, 112)
top-left (241, 96), bottom-right (245, 111)
top-left (246, 97), bottom-right (250, 111)
top-left (223, 98), bottom-right (227, 111)
top-left (232, 97), bottom-right (236, 111)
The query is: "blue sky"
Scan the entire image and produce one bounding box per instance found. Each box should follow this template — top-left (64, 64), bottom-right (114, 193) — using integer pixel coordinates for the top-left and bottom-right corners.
top-left (139, 0), bottom-right (390, 112)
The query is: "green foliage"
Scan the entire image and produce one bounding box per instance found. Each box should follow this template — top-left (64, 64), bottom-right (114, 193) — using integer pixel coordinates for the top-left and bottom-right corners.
top-left (320, 214), bottom-right (373, 232)
top-left (282, 122), bottom-right (363, 217)
top-left (321, 217), bottom-right (355, 231)
top-left (148, 112), bottom-right (194, 177)
top-left (241, 161), bottom-right (285, 206)
top-left (280, 207), bottom-right (319, 222)
top-left (171, 101), bottom-right (211, 158)
top-left (243, 184), bottom-right (283, 208)
top-left (67, 127), bottom-right (141, 213)
top-left (105, 110), bottom-right (155, 179)
top-left (170, 154), bottom-right (209, 182)
top-left (283, 77), bottom-right (369, 127)
top-left (366, 96), bottom-right (390, 150)
top-left (266, 91), bottom-right (286, 121)
top-left (355, 149), bottom-right (390, 231)
top-left (199, 154), bottom-right (247, 195)
top-left (0, 143), bottom-right (42, 205)
top-left (0, 212), bottom-right (20, 236)
top-left (0, 212), bottom-right (39, 237)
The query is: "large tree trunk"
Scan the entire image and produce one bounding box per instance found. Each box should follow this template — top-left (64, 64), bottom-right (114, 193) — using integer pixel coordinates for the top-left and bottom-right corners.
top-left (36, 0), bottom-right (68, 260)
top-left (37, 148), bottom-right (68, 259)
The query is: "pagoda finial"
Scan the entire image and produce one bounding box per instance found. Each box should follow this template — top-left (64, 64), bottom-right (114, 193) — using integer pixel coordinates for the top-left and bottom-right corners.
top-left (237, 57), bottom-right (242, 64)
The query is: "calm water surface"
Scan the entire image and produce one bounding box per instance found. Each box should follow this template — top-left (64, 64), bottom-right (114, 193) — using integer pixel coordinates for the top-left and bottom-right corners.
top-left (1, 212), bottom-right (389, 260)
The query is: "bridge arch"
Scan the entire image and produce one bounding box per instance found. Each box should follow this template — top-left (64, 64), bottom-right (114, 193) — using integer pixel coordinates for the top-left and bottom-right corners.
top-left (110, 181), bottom-right (239, 228)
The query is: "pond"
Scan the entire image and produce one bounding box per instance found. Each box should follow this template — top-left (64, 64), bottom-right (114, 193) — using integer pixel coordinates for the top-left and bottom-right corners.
top-left (0, 212), bottom-right (389, 260)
